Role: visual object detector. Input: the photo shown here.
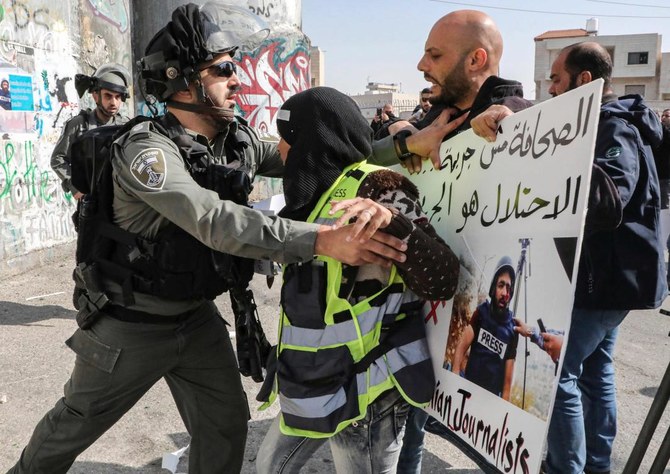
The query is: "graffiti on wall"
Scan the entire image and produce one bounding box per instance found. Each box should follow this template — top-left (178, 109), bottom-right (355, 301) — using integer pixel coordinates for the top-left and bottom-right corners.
top-left (0, 134), bottom-right (75, 259)
top-left (247, 0), bottom-right (301, 27)
top-left (0, 1), bottom-right (75, 56)
top-left (236, 37), bottom-right (310, 134)
top-left (86, 0), bottom-right (129, 33)
top-left (0, 0), bottom-right (132, 273)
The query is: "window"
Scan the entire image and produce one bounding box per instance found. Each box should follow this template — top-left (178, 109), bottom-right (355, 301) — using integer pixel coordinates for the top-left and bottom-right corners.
top-left (625, 85), bottom-right (646, 96)
top-left (628, 52), bottom-right (649, 65)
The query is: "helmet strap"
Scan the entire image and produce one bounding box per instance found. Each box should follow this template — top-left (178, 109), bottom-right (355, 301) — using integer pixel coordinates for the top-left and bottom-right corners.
top-left (94, 94), bottom-right (113, 121)
top-left (166, 75), bottom-right (235, 123)
top-left (166, 100), bottom-right (235, 122)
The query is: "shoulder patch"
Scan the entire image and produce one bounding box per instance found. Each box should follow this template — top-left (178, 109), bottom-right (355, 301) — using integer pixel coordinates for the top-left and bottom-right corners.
top-left (126, 120), bottom-right (153, 141)
top-left (129, 148), bottom-right (167, 190)
top-left (605, 146), bottom-right (622, 158)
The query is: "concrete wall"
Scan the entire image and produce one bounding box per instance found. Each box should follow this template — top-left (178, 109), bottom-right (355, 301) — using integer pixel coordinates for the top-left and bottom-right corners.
top-left (0, 0), bottom-right (134, 278)
top-left (132, 0), bottom-right (308, 201)
top-left (0, 0), bottom-right (309, 277)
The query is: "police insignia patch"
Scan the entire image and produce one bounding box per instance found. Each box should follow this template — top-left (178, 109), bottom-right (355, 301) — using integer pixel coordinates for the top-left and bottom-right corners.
top-left (605, 146), bottom-right (622, 158)
top-left (130, 148), bottom-right (167, 190)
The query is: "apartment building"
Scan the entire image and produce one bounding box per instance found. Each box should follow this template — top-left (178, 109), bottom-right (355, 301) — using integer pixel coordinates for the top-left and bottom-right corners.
top-left (534, 19), bottom-right (670, 110)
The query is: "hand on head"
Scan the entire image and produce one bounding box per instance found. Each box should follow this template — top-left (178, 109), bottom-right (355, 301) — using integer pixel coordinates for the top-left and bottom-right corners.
top-left (314, 223), bottom-right (407, 268)
top-left (328, 197), bottom-right (394, 241)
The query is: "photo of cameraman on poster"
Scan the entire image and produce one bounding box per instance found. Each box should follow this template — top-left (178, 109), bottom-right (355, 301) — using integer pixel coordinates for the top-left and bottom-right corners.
top-left (450, 256), bottom-right (519, 400)
top-left (441, 235), bottom-right (569, 420)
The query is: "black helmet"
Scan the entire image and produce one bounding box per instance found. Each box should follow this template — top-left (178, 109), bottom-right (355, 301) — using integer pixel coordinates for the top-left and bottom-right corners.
top-left (138, 2), bottom-right (269, 102)
top-left (74, 63), bottom-right (130, 101)
top-left (488, 256), bottom-right (516, 300)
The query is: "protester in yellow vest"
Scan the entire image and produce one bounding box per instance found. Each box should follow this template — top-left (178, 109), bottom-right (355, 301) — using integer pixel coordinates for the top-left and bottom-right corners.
top-left (256, 87), bottom-right (461, 473)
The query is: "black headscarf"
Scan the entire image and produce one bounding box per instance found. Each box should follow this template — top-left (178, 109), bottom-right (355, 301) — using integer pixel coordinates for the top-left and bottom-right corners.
top-left (277, 87), bottom-right (373, 222)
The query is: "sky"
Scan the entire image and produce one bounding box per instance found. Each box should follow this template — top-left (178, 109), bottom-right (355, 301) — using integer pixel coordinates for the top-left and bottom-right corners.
top-left (301, 0), bottom-right (670, 100)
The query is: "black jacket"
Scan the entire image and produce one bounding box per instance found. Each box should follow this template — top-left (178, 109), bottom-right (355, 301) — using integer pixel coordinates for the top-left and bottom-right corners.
top-left (376, 76), bottom-right (532, 140)
top-left (652, 126), bottom-right (670, 180)
top-left (575, 94), bottom-right (667, 309)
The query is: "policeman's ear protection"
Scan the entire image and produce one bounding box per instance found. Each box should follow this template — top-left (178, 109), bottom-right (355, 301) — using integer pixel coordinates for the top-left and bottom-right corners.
top-left (74, 74), bottom-right (93, 99)
top-left (138, 51), bottom-right (201, 103)
top-left (74, 72), bottom-right (130, 102)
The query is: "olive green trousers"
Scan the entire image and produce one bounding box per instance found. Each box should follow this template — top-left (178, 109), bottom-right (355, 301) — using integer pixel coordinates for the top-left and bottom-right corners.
top-left (9, 301), bottom-right (248, 474)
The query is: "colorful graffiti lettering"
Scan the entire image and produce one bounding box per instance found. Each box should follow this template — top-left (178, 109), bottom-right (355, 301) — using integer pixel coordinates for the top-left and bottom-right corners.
top-left (236, 37), bottom-right (310, 133)
top-left (86, 0), bottom-right (129, 33)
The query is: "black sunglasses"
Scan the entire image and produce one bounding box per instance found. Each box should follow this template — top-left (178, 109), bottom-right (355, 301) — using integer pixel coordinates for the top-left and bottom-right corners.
top-left (202, 61), bottom-right (237, 78)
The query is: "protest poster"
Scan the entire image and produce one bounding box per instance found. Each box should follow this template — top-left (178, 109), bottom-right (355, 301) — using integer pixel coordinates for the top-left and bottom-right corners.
top-left (8, 73), bottom-right (34, 111)
top-left (405, 79), bottom-right (604, 473)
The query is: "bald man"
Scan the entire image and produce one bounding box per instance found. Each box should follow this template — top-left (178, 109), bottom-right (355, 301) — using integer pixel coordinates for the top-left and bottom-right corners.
top-left (370, 10), bottom-right (531, 175)
top-left (367, 10), bottom-right (533, 474)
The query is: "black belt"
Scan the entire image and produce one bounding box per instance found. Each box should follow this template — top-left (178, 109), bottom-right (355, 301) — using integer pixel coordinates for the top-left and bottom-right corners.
top-left (103, 303), bottom-right (201, 324)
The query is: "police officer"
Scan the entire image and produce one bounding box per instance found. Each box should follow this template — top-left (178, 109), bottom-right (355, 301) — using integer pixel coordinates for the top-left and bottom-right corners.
top-left (50, 63), bottom-right (131, 200)
top-left (9, 3), bottom-right (405, 473)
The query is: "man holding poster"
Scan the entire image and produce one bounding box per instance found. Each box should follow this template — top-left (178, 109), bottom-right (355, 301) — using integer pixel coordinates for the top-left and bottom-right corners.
top-left (472, 41), bottom-right (666, 474)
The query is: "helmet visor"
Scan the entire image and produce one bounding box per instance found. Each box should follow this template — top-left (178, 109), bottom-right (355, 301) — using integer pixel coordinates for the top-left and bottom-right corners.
top-left (200, 2), bottom-right (270, 56)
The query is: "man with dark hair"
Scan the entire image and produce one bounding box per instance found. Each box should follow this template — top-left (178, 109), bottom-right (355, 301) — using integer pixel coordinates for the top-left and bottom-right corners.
top-left (371, 102), bottom-right (396, 136)
top-left (0, 78), bottom-right (11, 110)
top-left (9, 4), bottom-right (408, 474)
top-left (409, 87), bottom-right (432, 123)
top-left (452, 256), bottom-right (518, 400)
top-left (472, 41), bottom-right (666, 474)
top-left (50, 64), bottom-right (130, 201)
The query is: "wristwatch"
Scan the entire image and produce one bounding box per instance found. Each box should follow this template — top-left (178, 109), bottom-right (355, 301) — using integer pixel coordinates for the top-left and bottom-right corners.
top-left (393, 130), bottom-right (413, 161)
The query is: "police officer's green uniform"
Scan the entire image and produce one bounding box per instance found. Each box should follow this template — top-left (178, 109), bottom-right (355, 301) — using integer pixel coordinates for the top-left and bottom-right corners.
top-left (8, 5), bottom-right (320, 474)
top-left (11, 119), bottom-right (319, 474)
top-left (51, 109), bottom-right (129, 195)
top-left (50, 63), bottom-right (132, 196)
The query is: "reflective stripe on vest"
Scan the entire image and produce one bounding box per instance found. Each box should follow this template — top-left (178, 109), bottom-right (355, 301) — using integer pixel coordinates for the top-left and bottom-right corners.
top-left (280, 292), bottom-right (404, 348)
top-left (268, 162), bottom-right (435, 438)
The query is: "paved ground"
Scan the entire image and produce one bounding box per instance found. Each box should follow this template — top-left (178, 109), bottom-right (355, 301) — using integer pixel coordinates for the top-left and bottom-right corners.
top-left (1, 242), bottom-right (668, 473)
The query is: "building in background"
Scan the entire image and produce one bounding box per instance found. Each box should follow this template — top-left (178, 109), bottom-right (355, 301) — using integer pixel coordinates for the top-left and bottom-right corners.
top-left (534, 18), bottom-right (670, 110)
top-left (310, 46), bottom-right (325, 87)
top-left (350, 82), bottom-right (421, 121)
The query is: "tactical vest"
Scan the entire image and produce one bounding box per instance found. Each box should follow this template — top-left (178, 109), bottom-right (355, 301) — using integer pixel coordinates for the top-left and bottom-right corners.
top-left (71, 113), bottom-right (255, 305)
top-left (464, 301), bottom-right (516, 396)
top-left (261, 161), bottom-right (435, 438)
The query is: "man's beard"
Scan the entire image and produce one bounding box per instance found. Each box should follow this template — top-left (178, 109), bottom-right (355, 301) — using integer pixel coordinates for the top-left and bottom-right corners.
top-left (491, 301), bottom-right (509, 320)
top-left (431, 60), bottom-right (471, 107)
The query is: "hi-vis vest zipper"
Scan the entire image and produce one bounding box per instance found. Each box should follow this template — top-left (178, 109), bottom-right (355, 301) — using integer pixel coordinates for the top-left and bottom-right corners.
top-left (260, 161), bottom-right (435, 438)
